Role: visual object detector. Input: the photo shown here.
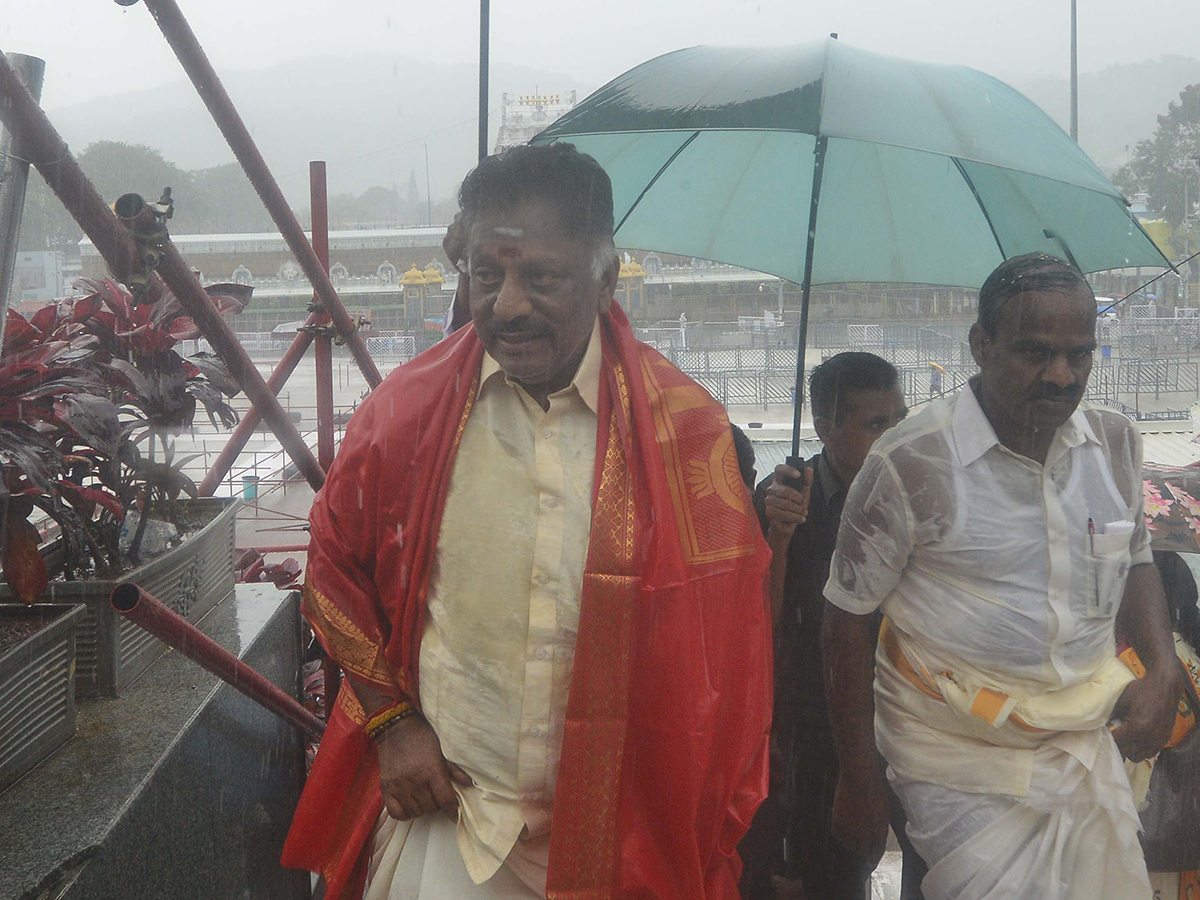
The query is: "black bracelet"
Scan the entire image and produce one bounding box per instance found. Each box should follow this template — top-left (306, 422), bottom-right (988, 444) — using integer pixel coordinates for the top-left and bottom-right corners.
top-left (368, 705), bottom-right (419, 741)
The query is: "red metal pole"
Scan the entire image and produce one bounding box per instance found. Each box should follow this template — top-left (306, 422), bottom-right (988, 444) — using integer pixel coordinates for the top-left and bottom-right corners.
top-left (0, 53), bottom-right (326, 493)
top-left (111, 582), bottom-right (325, 741)
top-left (137, 0), bottom-right (383, 391)
top-left (157, 242), bottom-right (326, 490)
top-left (197, 321), bottom-right (316, 496)
top-left (311, 161), bottom-right (336, 471)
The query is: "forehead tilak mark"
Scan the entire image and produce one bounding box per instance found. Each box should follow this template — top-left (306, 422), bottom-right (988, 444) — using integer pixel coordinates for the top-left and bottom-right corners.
top-left (494, 227), bottom-right (524, 237)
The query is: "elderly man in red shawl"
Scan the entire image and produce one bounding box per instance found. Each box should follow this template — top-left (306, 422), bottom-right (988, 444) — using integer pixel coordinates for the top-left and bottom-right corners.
top-left (282, 144), bottom-right (772, 900)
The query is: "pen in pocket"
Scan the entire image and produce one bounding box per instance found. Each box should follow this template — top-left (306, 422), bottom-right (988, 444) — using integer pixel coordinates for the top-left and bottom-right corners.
top-left (1088, 517), bottom-right (1099, 612)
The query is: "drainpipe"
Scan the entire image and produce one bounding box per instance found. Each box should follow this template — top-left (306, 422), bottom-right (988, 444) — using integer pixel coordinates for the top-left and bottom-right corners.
top-left (0, 52), bottom-right (44, 351)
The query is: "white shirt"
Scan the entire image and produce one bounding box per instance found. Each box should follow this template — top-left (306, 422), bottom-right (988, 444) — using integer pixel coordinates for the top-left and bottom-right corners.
top-left (826, 383), bottom-right (1151, 693)
top-left (417, 324), bottom-right (600, 886)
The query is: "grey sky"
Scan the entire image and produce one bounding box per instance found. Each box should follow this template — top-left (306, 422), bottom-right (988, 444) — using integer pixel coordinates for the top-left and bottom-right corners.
top-left (5, 0), bottom-right (1199, 109)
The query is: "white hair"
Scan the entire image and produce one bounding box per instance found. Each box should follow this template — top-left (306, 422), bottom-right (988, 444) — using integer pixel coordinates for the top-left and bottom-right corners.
top-left (592, 242), bottom-right (619, 281)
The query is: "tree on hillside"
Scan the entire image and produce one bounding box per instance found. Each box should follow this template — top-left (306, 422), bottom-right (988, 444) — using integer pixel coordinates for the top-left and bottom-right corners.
top-left (16, 142), bottom-right (284, 252)
top-left (18, 141), bottom-right (191, 251)
top-left (16, 170), bottom-right (82, 251)
top-left (187, 163), bottom-right (275, 234)
top-left (76, 141), bottom-right (193, 211)
top-left (1114, 83), bottom-right (1200, 233)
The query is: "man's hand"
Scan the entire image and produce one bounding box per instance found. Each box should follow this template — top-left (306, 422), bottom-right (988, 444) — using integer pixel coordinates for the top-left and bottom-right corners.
top-left (824, 604), bottom-right (890, 867)
top-left (376, 714), bottom-right (473, 820)
top-left (1113, 563), bottom-right (1185, 762)
top-left (764, 463), bottom-right (814, 541)
top-left (1110, 663), bottom-right (1184, 762)
top-left (830, 760), bottom-right (892, 869)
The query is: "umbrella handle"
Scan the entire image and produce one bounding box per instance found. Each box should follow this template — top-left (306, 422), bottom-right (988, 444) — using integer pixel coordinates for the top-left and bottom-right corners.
top-left (780, 455), bottom-right (809, 490)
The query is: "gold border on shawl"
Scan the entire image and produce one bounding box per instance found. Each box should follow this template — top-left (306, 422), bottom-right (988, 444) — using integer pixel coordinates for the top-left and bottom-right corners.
top-left (454, 369), bottom-right (481, 449)
top-left (302, 580), bottom-right (395, 689)
top-left (335, 678), bottom-right (367, 725)
top-left (546, 361), bottom-right (638, 900)
top-left (639, 353), bottom-right (755, 565)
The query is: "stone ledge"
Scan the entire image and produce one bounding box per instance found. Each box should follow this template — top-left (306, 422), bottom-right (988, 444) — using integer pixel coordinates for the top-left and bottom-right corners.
top-left (0, 584), bottom-right (309, 900)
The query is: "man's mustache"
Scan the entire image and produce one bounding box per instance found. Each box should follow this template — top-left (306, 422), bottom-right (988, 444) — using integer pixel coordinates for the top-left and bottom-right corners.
top-left (489, 319), bottom-right (551, 339)
top-left (1030, 385), bottom-right (1081, 402)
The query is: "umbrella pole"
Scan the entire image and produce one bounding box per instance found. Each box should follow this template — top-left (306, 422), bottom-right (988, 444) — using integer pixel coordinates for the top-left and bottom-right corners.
top-left (790, 137), bottom-right (829, 464)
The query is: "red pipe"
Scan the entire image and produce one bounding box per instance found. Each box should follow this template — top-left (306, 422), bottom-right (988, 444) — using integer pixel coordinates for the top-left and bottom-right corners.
top-left (196, 164), bottom-right (336, 496)
top-left (157, 242), bottom-right (326, 490)
top-left (311, 161), bottom-right (336, 472)
top-left (0, 54), bottom-right (326, 494)
top-left (197, 320), bottom-right (317, 496)
top-left (138, 0), bottom-right (383, 392)
top-left (111, 582), bottom-right (324, 741)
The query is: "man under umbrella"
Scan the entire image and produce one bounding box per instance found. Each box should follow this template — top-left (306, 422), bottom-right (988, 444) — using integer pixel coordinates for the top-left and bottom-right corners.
top-left (282, 143), bottom-right (772, 900)
top-left (740, 352), bottom-right (918, 900)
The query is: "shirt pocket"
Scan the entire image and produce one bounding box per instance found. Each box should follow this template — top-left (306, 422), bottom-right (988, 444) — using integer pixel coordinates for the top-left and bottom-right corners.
top-left (1087, 526), bottom-right (1133, 618)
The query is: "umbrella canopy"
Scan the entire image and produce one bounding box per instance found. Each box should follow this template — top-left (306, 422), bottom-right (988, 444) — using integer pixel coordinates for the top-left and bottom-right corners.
top-left (533, 40), bottom-right (1169, 288)
top-left (533, 40), bottom-right (1171, 458)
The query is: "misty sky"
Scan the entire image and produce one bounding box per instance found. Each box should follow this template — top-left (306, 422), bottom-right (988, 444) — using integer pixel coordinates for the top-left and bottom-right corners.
top-left (6, 0), bottom-right (1200, 110)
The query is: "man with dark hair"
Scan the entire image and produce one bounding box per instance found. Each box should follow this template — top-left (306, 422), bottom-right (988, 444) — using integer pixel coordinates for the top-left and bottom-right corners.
top-left (283, 143), bottom-right (773, 900)
top-left (740, 351), bottom-right (908, 900)
top-left (824, 253), bottom-right (1183, 899)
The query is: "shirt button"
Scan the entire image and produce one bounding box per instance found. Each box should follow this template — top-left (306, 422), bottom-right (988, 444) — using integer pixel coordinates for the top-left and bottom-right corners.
top-left (542, 429), bottom-right (553, 439)
top-left (529, 726), bottom-right (541, 737)
top-left (546, 497), bottom-right (558, 508)
top-left (537, 573), bottom-right (549, 585)
top-left (535, 648), bottom-right (548, 660)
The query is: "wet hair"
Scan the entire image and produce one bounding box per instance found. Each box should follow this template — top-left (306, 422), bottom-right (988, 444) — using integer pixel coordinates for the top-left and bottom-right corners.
top-left (1154, 550), bottom-right (1200, 652)
top-left (730, 424), bottom-right (756, 490)
top-left (809, 352), bottom-right (899, 425)
top-left (977, 253), bottom-right (1095, 337)
top-left (458, 143), bottom-right (616, 244)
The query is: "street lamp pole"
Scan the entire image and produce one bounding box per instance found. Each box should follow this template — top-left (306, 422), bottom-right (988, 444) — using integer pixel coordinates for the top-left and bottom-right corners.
top-left (478, 0), bottom-right (490, 163)
top-left (423, 142), bottom-right (432, 226)
top-left (1070, 0), bottom-right (1079, 142)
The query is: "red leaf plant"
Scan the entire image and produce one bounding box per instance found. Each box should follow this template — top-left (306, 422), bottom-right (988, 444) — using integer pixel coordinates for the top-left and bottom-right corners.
top-left (0, 278), bottom-right (251, 601)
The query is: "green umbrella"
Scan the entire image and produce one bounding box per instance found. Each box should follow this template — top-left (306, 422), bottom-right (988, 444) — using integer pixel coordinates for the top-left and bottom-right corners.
top-left (532, 39), bottom-right (1171, 458)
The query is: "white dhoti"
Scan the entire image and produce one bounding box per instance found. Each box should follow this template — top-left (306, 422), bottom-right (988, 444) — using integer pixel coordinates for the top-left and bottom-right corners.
top-left (877, 623), bottom-right (1151, 900)
top-left (892, 736), bottom-right (1149, 900)
top-left (363, 810), bottom-right (546, 900)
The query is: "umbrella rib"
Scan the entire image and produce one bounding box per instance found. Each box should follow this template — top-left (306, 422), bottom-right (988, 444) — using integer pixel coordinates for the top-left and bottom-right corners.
top-left (952, 157), bottom-right (1007, 259)
top-left (614, 131), bottom-right (701, 235)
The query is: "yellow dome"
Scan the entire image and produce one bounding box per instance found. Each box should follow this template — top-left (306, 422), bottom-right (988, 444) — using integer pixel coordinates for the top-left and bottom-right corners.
top-left (626, 260), bottom-right (646, 277)
top-left (618, 261), bottom-right (633, 278)
top-left (400, 264), bottom-right (427, 285)
top-left (423, 265), bottom-right (445, 284)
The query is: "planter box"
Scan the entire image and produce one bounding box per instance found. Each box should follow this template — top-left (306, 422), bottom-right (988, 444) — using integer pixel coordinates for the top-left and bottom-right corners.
top-left (1, 497), bottom-right (239, 697)
top-left (0, 603), bottom-right (84, 793)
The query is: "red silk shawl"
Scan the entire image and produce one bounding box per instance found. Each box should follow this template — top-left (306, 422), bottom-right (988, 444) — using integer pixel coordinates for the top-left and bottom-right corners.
top-left (282, 304), bottom-right (771, 899)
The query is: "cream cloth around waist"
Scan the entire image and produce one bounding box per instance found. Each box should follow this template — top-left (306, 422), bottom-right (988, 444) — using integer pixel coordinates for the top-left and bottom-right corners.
top-left (364, 808), bottom-right (547, 900)
top-left (876, 619), bottom-right (1136, 796)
